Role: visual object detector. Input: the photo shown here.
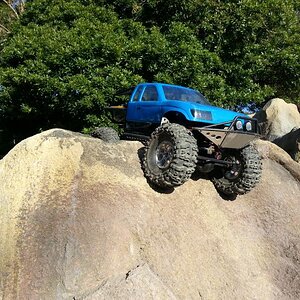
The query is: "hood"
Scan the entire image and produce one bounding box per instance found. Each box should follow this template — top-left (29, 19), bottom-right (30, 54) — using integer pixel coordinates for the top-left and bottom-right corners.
top-left (190, 103), bottom-right (249, 124)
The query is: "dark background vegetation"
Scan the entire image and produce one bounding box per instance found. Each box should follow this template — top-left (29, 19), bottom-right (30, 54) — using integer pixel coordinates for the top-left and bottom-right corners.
top-left (0, 0), bottom-right (299, 155)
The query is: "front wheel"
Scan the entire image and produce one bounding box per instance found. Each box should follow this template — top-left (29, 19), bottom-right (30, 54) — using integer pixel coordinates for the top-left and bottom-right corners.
top-left (212, 145), bottom-right (262, 195)
top-left (142, 123), bottom-right (198, 188)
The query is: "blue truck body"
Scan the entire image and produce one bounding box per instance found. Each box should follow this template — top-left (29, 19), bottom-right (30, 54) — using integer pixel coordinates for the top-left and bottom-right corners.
top-left (126, 83), bottom-right (247, 125)
top-left (108, 82), bottom-right (259, 149)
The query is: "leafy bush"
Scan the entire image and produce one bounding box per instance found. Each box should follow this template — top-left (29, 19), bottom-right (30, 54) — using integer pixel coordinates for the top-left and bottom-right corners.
top-left (0, 0), bottom-right (299, 151)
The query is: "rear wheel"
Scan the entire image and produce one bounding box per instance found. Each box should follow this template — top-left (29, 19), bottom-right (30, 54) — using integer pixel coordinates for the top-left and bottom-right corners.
top-left (143, 123), bottom-right (198, 188)
top-left (91, 127), bottom-right (120, 143)
top-left (212, 145), bottom-right (262, 195)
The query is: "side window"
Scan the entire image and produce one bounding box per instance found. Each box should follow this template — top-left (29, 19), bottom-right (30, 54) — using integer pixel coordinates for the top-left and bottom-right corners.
top-left (132, 86), bottom-right (144, 102)
top-left (141, 86), bottom-right (158, 101)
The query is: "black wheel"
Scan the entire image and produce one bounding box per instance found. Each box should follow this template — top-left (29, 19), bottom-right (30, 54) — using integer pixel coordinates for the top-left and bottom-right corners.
top-left (142, 123), bottom-right (198, 188)
top-left (91, 127), bottom-right (120, 143)
top-left (212, 145), bottom-right (262, 195)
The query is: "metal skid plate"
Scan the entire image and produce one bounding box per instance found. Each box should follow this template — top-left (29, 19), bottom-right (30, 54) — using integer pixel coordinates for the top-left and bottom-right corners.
top-left (199, 129), bottom-right (259, 149)
top-left (199, 129), bottom-right (227, 146)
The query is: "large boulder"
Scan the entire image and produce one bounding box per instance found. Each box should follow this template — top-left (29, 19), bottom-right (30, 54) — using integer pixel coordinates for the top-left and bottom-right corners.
top-left (254, 98), bottom-right (300, 160)
top-left (0, 129), bottom-right (300, 299)
top-left (273, 128), bottom-right (300, 162)
top-left (254, 98), bottom-right (300, 140)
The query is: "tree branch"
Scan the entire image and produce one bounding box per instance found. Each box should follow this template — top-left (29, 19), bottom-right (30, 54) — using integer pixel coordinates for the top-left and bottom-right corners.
top-left (2, 0), bottom-right (20, 19)
top-left (0, 23), bottom-right (10, 33)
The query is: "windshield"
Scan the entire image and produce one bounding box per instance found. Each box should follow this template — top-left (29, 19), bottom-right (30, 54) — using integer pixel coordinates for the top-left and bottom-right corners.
top-left (162, 86), bottom-right (210, 105)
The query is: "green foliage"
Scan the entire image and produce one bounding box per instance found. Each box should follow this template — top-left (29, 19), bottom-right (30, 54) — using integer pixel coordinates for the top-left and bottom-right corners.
top-left (0, 0), bottom-right (299, 152)
top-left (106, 0), bottom-right (300, 104)
top-left (0, 3), bottom-right (144, 137)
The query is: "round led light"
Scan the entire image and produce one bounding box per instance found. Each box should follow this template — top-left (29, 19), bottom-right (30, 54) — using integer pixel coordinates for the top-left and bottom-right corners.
top-left (245, 121), bottom-right (252, 131)
top-left (236, 120), bottom-right (243, 130)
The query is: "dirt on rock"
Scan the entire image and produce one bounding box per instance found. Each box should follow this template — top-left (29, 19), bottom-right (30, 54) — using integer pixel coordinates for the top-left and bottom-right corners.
top-left (0, 129), bottom-right (299, 299)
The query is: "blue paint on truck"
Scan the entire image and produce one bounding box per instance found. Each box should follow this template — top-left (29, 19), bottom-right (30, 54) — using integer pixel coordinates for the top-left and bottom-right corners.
top-left (126, 82), bottom-right (247, 125)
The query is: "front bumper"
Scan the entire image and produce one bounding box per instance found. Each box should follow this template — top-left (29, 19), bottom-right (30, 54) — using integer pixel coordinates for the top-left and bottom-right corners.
top-left (193, 116), bottom-right (260, 149)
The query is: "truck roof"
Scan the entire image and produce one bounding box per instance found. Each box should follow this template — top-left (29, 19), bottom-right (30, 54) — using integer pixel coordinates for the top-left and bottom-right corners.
top-left (115, 83), bottom-right (200, 97)
top-left (140, 82), bottom-right (198, 91)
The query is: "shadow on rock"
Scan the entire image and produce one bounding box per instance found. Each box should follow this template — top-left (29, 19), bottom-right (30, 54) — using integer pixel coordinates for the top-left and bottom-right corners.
top-left (191, 169), bottom-right (238, 201)
top-left (190, 169), bottom-right (210, 181)
top-left (216, 190), bottom-right (237, 201)
top-left (147, 183), bottom-right (175, 195)
top-left (137, 146), bottom-right (146, 164)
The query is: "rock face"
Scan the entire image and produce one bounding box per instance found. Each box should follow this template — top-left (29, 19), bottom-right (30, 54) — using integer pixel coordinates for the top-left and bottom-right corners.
top-left (254, 98), bottom-right (300, 160)
top-left (0, 129), bottom-right (300, 299)
top-left (273, 128), bottom-right (300, 162)
top-left (254, 98), bottom-right (300, 141)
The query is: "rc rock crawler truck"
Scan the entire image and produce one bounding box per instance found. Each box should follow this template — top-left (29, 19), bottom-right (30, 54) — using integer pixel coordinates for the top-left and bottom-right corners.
top-left (95, 83), bottom-right (262, 196)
